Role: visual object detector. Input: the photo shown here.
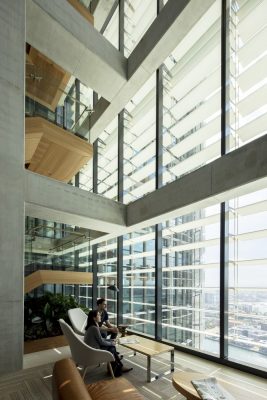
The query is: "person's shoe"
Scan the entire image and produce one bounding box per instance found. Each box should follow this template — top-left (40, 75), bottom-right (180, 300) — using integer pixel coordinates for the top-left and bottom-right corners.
top-left (119, 355), bottom-right (123, 360)
top-left (121, 366), bottom-right (133, 373)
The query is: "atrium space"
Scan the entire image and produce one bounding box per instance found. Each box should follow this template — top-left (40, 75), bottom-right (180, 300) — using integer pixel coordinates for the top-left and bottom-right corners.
top-left (0, 0), bottom-right (267, 391)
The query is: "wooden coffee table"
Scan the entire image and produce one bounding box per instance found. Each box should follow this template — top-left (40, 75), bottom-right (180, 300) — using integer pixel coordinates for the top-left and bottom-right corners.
top-left (119, 335), bottom-right (174, 382)
top-left (172, 371), bottom-right (245, 400)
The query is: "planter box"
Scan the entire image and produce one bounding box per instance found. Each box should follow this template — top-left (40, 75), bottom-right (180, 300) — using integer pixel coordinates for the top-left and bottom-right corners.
top-left (24, 335), bottom-right (68, 354)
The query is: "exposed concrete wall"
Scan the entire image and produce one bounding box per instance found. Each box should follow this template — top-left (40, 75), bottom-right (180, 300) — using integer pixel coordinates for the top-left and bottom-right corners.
top-left (0, 0), bottom-right (25, 374)
top-left (24, 171), bottom-right (126, 234)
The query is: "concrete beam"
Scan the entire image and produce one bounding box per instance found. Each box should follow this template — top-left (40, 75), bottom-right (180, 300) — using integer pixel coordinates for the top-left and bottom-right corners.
top-left (90, 134), bottom-right (267, 245)
top-left (127, 134), bottom-right (267, 228)
top-left (88, 0), bottom-right (215, 142)
top-left (26, 0), bottom-right (127, 101)
top-left (24, 171), bottom-right (126, 234)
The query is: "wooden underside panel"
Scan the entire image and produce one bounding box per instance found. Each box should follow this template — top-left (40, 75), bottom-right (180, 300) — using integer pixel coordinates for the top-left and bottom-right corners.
top-left (24, 270), bottom-right (93, 294)
top-left (26, 47), bottom-right (71, 111)
top-left (25, 132), bottom-right (42, 163)
top-left (25, 117), bottom-right (93, 182)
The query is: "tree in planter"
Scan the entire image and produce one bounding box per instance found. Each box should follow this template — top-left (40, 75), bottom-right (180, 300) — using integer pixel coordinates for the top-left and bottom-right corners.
top-left (24, 292), bottom-right (87, 340)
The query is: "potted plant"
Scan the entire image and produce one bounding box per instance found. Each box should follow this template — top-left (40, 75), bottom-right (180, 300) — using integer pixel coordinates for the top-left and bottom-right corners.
top-left (24, 292), bottom-right (86, 340)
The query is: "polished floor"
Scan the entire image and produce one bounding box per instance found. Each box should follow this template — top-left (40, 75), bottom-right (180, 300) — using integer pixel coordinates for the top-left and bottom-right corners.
top-left (24, 346), bottom-right (267, 399)
top-left (0, 344), bottom-right (266, 400)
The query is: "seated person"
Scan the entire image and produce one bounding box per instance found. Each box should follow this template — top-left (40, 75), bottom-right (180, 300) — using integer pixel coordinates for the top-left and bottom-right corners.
top-left (84, 310), bottom-right (132, 375)
top-left (96, 297), bottom-right (119, 339)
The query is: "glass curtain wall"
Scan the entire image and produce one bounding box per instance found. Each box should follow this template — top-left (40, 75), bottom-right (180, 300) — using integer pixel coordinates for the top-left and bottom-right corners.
top-left (122, 65), bottom-right (156, 336)
top-left (103, 3), bottom-right (119, 49)
top-left (159, 0), bottom-right (222, 357)
top-left (25, 217), bottom-right (92, 308)
top-left (73, 238), bottom-right (93, 308)
top-left (228, 189), bottom-right (267, 370)
top-left (79, 157), bottom-right (93, 192)
top-left (97, 239), bottom-right (118, 324)
top-left (92, 118), bottom-right (119, 316)
top-left (123, 74), bottom-right (156, 204)
top-left (162, 206), bottom-right (220, 355)
top-left (124, 0), bottom-right (157, 57)
top-left (229, 0), bottom-right (267, 152)
top-left (98, 118), bottom-right (118, 200)
top-left (224, 0), bottom-right (267, 371)
top-left (123, 227), bottom-right (156, 336)
top-left (162, 0), bottom-right (221, 185)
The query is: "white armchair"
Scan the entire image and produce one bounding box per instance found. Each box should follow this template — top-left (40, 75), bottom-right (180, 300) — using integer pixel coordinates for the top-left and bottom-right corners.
top-left (59, 319), bottom-right (115, 379)
top-left (68, 307), bottom-right (87, 336)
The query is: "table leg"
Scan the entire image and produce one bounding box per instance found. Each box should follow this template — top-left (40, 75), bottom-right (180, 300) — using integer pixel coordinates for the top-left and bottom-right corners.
top-left (147, 356), bottom-right (151, 382)
top-left (170, 350), bottom-right (174, 372)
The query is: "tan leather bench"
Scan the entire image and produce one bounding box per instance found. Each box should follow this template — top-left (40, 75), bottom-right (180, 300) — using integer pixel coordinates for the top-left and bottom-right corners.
top-left (52, 358), bottom-right (144, 400)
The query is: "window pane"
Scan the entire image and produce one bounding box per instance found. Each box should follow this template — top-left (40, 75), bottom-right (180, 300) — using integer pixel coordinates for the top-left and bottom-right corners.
top-left (97, 239), bottom-right (118, 324)
top-left (229, 0), bottom-right (267, 152)
top-left (161, 205), bottom-right (220, 355)
top-left (228, 188), bottom-right (267, 371)
top-left (98, 118), bottom-right (118, 200)
top-left (103, 5), bottom-right (119, 50)
top-left (124, 74), bottom-right (156, 204)
top-left (123, 227), bottom-right (155, 336)
top-left (124, 0), bottom-right (157, 57)
top-left (163, 0), bottom-right (221, 185)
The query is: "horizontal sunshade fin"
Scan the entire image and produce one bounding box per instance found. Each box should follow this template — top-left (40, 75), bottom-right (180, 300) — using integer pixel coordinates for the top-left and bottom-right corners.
top-left (238, 55), bottom-right (267, 93)
top-left (237, 0), bottom-right (267, 43)
top-left (238, 25), bottom-right (267, 68)
top-left (237, 84), bottom-right (267, 118)
top-left (237, 111), bottom-right (267, 142)
top-left (169, 140), bottom-right (220, 178)
top-left (167, 69), bottom-right (220, 123)
top-left (164, 117), bottom-right (220, 162)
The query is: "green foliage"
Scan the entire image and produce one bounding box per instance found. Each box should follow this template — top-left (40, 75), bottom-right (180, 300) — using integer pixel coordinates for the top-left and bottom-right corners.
top-left (24, 292), bottom-right (80, 340)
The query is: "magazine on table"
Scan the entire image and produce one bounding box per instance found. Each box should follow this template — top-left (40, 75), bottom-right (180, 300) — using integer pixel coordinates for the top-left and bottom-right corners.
top-left (118, 337), bottom-right (140, 344)
top-left (191, 377), bottom-right (235, 400)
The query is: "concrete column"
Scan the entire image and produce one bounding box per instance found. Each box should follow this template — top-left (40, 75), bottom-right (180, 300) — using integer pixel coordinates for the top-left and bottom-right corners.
top-left (0, 0), bottom-right (25, 374)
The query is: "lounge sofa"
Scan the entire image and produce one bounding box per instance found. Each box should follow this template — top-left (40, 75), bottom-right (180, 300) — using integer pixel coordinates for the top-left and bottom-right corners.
top-left (52, 358), bottom-right (145, 400)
